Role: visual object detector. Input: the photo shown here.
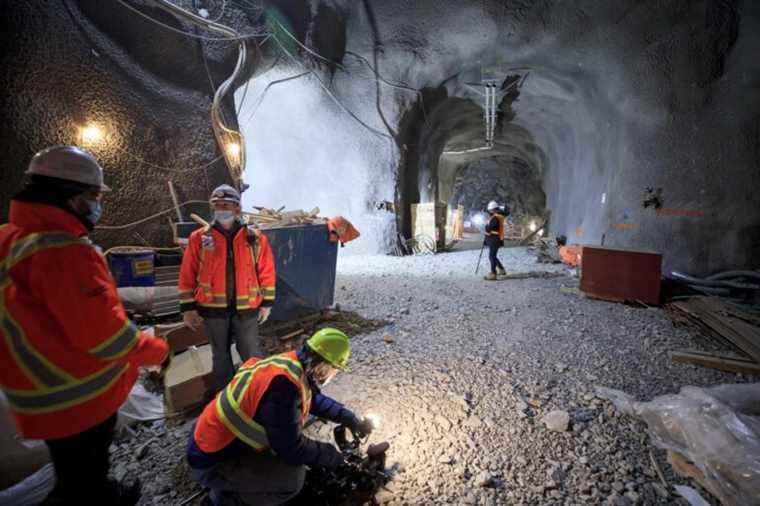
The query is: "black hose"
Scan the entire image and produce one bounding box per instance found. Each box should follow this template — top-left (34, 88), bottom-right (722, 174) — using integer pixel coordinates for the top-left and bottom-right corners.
top-left (670, 271), bottom-right (760, 291)
top-left (686, 284), bottom-right (731, 296)
top-left (706, 270), bottom-right (760, 282)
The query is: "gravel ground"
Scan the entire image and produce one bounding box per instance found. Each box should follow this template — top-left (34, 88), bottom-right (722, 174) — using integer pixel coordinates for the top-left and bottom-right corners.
top-left (123, 248), bottom-right (756, 505)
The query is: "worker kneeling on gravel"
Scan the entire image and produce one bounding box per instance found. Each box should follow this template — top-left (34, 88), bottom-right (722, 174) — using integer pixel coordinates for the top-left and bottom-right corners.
top-left (483, 200), bottom-right (507, 281)
top-left (179, 184), bottom-right (276, 396)
top-left (187, 328), bottom-right (374, 506)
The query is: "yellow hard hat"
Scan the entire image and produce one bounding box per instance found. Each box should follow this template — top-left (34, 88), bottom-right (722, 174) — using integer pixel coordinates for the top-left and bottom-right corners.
top-left (306, 327), bottom-right (350, 370)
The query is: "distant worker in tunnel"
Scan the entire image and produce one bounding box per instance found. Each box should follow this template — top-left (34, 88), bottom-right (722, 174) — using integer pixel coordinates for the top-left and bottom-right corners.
top-left (483, 200), bottom-right (507, 281)
top-left (0, 146), bottom-right (170, 504)
top-left (179, 184), bottom-right (276, 396)
top-left (187, 328), bottom-right (374, 506)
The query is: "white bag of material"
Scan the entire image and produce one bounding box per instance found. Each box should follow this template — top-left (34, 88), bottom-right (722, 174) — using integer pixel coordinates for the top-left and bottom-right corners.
top-left (118, 382), bottom-right (165, 427)
top-left (596, 383), bottom-right (760, 506)
top-left (0, 463), bottom-right (55, 506)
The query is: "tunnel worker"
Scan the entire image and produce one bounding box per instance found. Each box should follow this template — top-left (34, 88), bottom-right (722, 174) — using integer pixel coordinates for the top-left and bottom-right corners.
top-left (483, 200), bottom-right (507, 281)
top-left (187, 328), bottom-right (374, 506)
top-left (179, 184), bottom-right (277, 396)
top-left (0, 146), bottom-right (170, 504)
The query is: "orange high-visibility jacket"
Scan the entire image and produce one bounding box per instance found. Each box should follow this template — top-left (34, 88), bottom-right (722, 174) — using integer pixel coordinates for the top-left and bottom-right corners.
top-left (486, 214), bottom-right (505, 240)
top-left (178, 225), bottom-right (276, 313)
top-left (0, 201), bottom-right (169, 440)
top-left (194, 351), bottom-right (311, 453)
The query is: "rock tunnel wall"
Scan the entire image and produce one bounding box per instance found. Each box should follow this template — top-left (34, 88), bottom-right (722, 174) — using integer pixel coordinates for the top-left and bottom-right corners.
top-left (328, 0), bottom-right (760, 274)
top-left (0, 0), bottom-right (254, 247)
top-left (2, 1), bottom-right (759, 274)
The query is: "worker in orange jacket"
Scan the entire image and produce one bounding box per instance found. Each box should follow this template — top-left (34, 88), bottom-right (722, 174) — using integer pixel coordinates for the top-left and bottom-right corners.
top-left (483, 200), bottom-right (507, 281)
top-left (0, 146), bottom-right (170, 505)
top-left (187, 328), bottom-right (373, 505)
top-left (179, 184), bottom-right (276, 395)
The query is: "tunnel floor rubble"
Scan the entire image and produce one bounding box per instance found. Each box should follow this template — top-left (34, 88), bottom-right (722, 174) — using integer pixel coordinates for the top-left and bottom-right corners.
top-left (119, 248), bottom-right (755, 505)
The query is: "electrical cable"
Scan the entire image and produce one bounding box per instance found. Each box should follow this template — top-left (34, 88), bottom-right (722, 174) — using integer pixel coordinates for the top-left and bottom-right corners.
top-left (115, 0), bottom-right (268, 42)
top-left (109, 145), bottom-right (225, 174)
top-left (208, 0), bottom-right (227, 22)
top-left (345, 50), bottom-right (431, 126)
top-left (95, 200), bottom-right (209, 230)
top-left (268, 16), bottom-right (345, 70)
top-left (243, 69), bottom-right (312, 125)
top-left (235, 31), bottom-right (274, 115)
top-left (272, 36), bottom-right (392, 139)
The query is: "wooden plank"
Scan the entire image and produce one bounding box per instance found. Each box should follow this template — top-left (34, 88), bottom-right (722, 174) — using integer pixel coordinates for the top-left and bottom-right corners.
top-left (667, 451), bottom-right (721, 502)
top-left (671, 349), bottom-right (760, 375)
top-left (671, 297), bottom-right (760, 364)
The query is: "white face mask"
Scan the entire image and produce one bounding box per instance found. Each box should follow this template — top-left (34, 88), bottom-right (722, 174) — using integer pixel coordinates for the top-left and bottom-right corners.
top-left (214, 210), bottom-right (236, 228)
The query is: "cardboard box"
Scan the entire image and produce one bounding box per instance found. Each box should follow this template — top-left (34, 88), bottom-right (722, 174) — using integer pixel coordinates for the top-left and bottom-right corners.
top-left (164, 345), bottom-right (241, 412)
top-left (156, 322), bottom-right (208, 352)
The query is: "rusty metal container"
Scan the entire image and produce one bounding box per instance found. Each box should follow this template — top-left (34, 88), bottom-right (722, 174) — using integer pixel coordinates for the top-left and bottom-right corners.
top-left (580, 246), bottom-right (662, 305)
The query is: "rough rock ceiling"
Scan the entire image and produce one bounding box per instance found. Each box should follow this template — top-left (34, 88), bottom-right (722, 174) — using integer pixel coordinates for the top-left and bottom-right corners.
top-left (2, 0), bottom-right (759, 272)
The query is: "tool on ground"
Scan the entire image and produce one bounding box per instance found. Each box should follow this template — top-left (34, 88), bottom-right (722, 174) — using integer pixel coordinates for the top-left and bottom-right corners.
top-left (291, 420), bottom-right (391, 505)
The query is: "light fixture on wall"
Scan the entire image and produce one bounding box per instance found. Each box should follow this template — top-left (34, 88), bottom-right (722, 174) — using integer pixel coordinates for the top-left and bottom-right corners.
top-left (80, 123), bottom-right (104, 145)
top-left (226, 141), bottom-right (241, 158)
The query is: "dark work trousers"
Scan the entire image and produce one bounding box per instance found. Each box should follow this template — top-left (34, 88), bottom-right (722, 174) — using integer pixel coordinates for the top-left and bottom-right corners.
top-left (43, 413), bottom-right (118, 504)
top-left (203, 311), bottom-right (263, 393)
top-left (488, 241), bottom-right (505, 274)
top-left (192, 448), bottom-right (305, 506)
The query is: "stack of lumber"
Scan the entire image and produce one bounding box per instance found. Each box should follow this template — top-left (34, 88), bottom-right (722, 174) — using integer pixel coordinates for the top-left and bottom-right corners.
top-left (667, 296), bottom-right (760, 374)
top-left (243, 207), bottom-right (325, 229)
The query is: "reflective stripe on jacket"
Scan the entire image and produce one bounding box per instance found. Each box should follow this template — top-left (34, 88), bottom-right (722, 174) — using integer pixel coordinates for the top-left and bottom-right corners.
top-left (178, 225), bottom-right (276, 312)
top-left (194, 351), bottom-right (312, 453)
top-left (0, 201), bottom-right (169, 439)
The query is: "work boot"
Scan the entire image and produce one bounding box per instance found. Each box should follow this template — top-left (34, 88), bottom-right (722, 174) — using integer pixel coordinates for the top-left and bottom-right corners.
top-left (484, 272), bottom-right (497, 281)
top-left (496, 266), bottom-right (507, 277)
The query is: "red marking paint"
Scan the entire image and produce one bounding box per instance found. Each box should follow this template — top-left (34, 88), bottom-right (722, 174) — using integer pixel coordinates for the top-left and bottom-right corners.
top-left (656, 208), bottom-right (704, 217)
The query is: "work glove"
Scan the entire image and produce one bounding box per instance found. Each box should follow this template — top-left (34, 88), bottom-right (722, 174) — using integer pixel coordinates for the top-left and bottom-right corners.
top-left (183, 310), bottom-right (203, 331)
top-left (258, 306), bottom-right (271, 324)
top-left (319, 442), bottom-right (346, 469)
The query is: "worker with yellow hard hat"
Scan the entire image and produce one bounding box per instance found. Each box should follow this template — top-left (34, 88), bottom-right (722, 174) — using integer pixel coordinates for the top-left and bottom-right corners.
top-left (187, 328), bottom-right (373, 505)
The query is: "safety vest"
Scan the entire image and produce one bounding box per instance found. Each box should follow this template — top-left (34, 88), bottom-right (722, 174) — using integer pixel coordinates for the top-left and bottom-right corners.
top-left (0, 201), bottom-right (168, 439)
top-left (486, 214), bottom-right (505, 240)
top-left (178, 225), bottom-right (276, 312)
top-left (194, 351), bottom-right (312, 453)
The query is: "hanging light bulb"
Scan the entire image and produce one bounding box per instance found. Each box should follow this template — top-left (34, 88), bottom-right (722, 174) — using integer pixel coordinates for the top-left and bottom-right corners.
top-left (226, 142), bottom-right (241, 158)
top-left (80, 123), bottom-right (104, 145)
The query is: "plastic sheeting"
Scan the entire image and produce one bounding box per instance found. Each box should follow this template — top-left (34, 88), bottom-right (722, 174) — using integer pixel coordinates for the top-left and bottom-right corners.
top-left (0, 464), bottom-right (55, 506)
top-left (596, 383), bottom-right (760, 505)
top-left (117, 383), bottom-right (165, 428)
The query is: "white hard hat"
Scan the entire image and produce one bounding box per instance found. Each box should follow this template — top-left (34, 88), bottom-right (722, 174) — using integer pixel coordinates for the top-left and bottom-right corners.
top-left (26, 145), bottom-right (111, 191)
top-left (487, 201), bottom-right (499, 211)
top-left (210, 184), bottom-right (241, 205)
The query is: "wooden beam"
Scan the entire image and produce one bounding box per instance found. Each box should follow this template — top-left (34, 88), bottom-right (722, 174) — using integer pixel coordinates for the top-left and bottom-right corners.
top-left (670, 297), bottom-right (760, 364)
top-left (671, 349), bottom-right (760, 375)
top-left (167, 181), bottom-right (184, 222)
